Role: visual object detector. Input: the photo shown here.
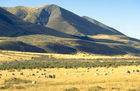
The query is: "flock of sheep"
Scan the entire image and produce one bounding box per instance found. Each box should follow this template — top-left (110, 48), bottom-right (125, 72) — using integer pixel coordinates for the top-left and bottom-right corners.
top-left (0, 70), bottom-right (56, 84)
top-left (64, 68), bottom-right (140, 78)
top-left (88, 68), bottom-right (140, 76)
top-left (0, 68), bottom-right (140, 84)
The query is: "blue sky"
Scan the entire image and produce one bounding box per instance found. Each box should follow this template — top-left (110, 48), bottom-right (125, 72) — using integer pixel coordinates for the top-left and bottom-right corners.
top-left (0, 0), bottom-right (140, 39)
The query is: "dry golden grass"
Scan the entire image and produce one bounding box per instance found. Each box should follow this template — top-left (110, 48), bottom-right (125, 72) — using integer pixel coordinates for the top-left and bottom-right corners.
top-left (50, 53), bottom-right (140, 60)
top-left (0, 66), bottom-right (140, 91)
top-left (0, 50), bottom-right (140, 61)
top-left (89, 34), bottom-right (128, 42)
top-left (0, 50), bottom-right (41, 61)
top-left (0, 50), bottom-right (140, 91)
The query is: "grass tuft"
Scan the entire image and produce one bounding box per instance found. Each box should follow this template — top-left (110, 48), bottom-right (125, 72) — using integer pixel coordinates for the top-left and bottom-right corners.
top-left (88, 86), bottom-right (105, 91)
top-left (63, 87), bottom-right (79, 91)
top-left (4, 77), bottom-right (32, 84)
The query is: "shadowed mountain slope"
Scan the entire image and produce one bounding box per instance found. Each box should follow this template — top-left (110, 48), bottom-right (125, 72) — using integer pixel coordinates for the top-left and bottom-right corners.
top-left (0, 8), bottom-right (75, 53)
top-left (0, 40), bottom-right (46, 53)
top-left (0, 7), bottom-right (73, 38)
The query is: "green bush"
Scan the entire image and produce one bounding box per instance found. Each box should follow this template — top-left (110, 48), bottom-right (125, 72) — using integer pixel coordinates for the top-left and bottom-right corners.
top-left (0, 57), bottom-right (140, 70)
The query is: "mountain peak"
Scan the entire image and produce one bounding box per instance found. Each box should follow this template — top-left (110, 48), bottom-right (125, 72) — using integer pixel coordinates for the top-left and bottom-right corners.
top-left (15, 6), bottom-right (25, 8)
top-left (43, 4), bottom-right (58, 7)
top-left (40, 4), bottom-right (60, 9)
top-left (3, 4), bottom-right (124, 36)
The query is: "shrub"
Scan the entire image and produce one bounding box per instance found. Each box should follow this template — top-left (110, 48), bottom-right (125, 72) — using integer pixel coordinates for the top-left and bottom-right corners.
top-left (88, 86), bottom-right (105, 91)
top-left (63, 87), bottom-right (79, 91)
top-left (5, 78), bottom-right (31, 84)
top-left (15, 86), bottom-right (25, 89)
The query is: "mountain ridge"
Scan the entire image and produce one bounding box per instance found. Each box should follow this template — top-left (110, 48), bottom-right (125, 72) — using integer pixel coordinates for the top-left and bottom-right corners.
top-left (3, 4), bottom-right (124, 36)
top-left (1, 4), bottom-right (140, 55)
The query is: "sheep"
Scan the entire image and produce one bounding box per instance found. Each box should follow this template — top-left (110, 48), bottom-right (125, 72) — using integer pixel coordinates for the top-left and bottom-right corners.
top-left (49, 75), bottom-right (53, 78)
top-left (19, 72), bottom-right (23, 75)
top-left (103, 73), bottom-right (108, 76)
top-left (136, 69), bottom-right (139, 72)
top-left (31, 73), bottom-right (35, 76)
top-left (94, 73), bottom-right (99, 76)
top-left (36, 71), bottom-right (39, 73)
top-left (40, 73), bottom-right (44, 75)
top-left (40, 73), bottom-right (46, 75)
top-left (87, 67), bottom-right (90, 70)
top-left (25, 75), bottom-right (29, 77)
top-left (110, 71), bottom-right (113, 74)
top-left (44, 75), bottom-right (48, 78)
top-left (52, 74), bottom-right (55, 78)
top-left (85, 67), bottom-right (90, 72)
top-left (111, 69), bottom-right (114, 71)
top-left (32, 81), bottom-right (37, 84)
top-left (102, 69), bottom-right (105, 72)
top-left (43, 69), bottom-right (47, 71)
top-left (126, 70), bottom-right (131, 74)
top-left (12, 73), bottom-right (15, 75)
top-left (96, 69), bottom-right (99, 71)
top-left (0, 74), bottom-right (2, 78)
top-left (38, 76), bottom-right (41, 78)
top-left (5, 74), bottom-right (7, 77)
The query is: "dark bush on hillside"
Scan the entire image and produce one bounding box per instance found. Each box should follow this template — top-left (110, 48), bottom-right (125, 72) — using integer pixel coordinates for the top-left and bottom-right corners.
top-left (0, 59), bottom-right (140, 70)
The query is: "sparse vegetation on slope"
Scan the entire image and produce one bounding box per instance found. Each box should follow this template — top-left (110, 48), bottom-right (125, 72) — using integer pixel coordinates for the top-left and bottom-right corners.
top-left (0, 40), bottom-right (46, 53)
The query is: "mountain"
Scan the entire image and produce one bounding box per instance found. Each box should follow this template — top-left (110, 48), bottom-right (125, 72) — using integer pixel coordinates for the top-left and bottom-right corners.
top-left (0, 7), bottom-right (73, 38)
top-left (0, 7), bottom-right (74, 53)
top-left (1, 5), bottom-right (140, 55)
top-left (3, 4), bottom-right (124, 36)
top-left (82, 16), bottom-right (119, 34)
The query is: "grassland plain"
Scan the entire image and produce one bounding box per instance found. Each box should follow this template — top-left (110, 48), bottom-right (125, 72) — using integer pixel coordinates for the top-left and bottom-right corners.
top-left (0, 67), bottom-right (140, 91)
top-left (0, 51), bottom-right (140, 91)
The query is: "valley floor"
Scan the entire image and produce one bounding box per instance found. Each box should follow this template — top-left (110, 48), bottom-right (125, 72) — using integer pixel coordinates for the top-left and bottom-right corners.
top-left (0, 66), bottom-right (140, 91)
top-left (0, 50), bottom-right (140, 91)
